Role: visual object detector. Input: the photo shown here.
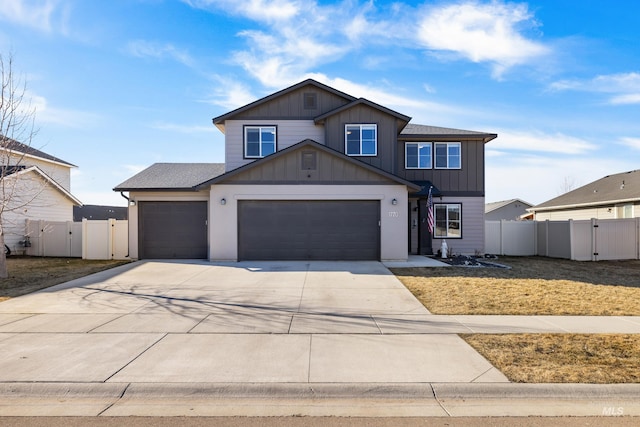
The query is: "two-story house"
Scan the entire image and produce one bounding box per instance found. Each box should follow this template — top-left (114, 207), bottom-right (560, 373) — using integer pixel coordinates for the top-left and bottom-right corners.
top-left (114, 79), bottom-right (496, 261)
top-left (1, 136), bottom-right (82, 253)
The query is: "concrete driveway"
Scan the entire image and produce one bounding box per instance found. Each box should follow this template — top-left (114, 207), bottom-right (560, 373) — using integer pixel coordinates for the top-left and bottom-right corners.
top-left (0, 260), bottom-right (507, 386)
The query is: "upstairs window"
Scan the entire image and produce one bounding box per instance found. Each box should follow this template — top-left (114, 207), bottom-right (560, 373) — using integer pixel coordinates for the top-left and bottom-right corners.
top-left (435, 203), bottom-right (461, 238)
top-left (405, 142), bottom-right (432, 169)
top-left (435, 142), bottom-right (461, 169)
top-left (244, 126), bottom-right (276, 158)
top-left (345, 124), bottom-right (377, 156)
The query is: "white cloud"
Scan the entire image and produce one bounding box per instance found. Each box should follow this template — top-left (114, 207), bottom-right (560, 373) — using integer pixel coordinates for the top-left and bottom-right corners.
top-left (29, 92), bottom-right (101, 128)
top-left (0, 0), bottom-right (68, 33)
top-left (126, 40), bottom-right (195, 67)
top-left (550, 72), bottom-right (640, 104)
top-left (416, 1), bottom-right (549, 78)
top-left (204, 76), bottom-right (257, 110)
top-left (182, 0), bottom-right (301, 23)
top-left (619, 137), bottom-right (640, 150)
top-left (489, 129), bottom-right (596, 155)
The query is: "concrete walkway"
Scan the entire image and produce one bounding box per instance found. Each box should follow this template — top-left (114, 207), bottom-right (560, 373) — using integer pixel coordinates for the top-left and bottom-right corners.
top-left (0, 259), bottom-right (639, 417)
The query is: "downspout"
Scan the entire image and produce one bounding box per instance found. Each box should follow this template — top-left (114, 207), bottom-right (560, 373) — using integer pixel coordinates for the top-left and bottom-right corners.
top-left (119, 192), bottom-right (130, 258)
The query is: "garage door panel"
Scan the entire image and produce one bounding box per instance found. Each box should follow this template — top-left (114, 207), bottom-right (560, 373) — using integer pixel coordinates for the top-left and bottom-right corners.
top-left (139, 201), bottom-right (208, 259)
top-left (238, 200), bottom-right (379, 261)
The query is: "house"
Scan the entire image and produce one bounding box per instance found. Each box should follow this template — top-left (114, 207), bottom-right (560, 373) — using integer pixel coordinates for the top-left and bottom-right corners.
top-left (114, 79), bottom-right (496, 261)
top-left (1, 137), bottom-right (82, 252)
top-left (528, 169), bottom-right (640, 220)
top-left (485, 199), bottom-right (533, 221)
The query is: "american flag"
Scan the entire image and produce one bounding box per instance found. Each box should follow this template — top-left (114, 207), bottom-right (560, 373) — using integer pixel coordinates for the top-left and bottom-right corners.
top-left (427, 186), bottom-right (434, 234)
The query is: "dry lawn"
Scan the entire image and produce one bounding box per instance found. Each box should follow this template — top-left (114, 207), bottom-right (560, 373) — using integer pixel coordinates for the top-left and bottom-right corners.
top-left (464, 334), bottom-right (640, 383)
top-left (392, 256), bottom-right (640, 383)
top-left (391, 256), bottom-right (640, 315)
top-left (0, 257), bottom-right (130, 302)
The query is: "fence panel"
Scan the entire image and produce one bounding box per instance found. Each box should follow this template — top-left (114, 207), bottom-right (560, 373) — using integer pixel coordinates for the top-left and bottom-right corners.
top-left (502, 220), bottom-right (536, 256)
top-left (484, 221), bottom-right (502, 254)
top-left (24, 219), bottom-right (128, 260)
top-left (595, 218), bottom-right (638, 261)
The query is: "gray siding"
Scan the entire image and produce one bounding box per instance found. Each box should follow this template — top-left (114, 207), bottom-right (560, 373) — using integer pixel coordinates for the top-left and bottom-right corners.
top-left (224, 145), bottom-right (398, 185)
top-left (397, 139), bottom-right (485, 195)
top-left (414, 196), bottom-right (485, 255)
top-left (231, 86), bottom-right (351, 120)
top-left (322, 104), bottom-right (398, 173)
top-left (486, 201), bottom-right (531, 220)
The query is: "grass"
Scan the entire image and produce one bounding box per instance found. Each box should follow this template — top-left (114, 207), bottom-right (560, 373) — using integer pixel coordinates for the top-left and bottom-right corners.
top-left (391, 256), bottom-right (640, 315)
top-left (464, 334), bottom-right (640, 383)
top-left (392, 256), bottom-right (640, 383)
top-left (0, 256), bottom-right (131, 302)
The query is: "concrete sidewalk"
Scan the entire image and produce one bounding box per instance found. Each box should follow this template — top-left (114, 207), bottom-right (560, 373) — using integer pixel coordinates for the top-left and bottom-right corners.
top-left (0, 259), bottom-right (639, 417)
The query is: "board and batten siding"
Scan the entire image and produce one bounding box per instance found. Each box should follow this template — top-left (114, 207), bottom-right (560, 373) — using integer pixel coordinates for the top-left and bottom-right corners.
top-left (431, 196), bottom-right (486, 255)
top-left (396, 139), bottom-right (485, 194)
top-left (322, 105), bottom-right (399, 174)
top-left (225, 120), bottom-right (325, 171)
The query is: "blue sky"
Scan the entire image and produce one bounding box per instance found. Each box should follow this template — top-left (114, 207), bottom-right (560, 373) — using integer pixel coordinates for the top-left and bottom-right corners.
top-left (1, 0), bottom-right (639, 207)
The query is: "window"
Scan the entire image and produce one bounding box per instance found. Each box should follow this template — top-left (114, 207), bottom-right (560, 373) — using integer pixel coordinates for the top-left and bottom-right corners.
top-left (405, 142), bottom-right (432, 169)
top-left (345, 124), bottom-right (377, 156)
top-left (434, 204), bottom-right (461, 238)
top-left (435, 142), bottom-right (461, 169)
top-left (244, 126), bottom-right (276, 158)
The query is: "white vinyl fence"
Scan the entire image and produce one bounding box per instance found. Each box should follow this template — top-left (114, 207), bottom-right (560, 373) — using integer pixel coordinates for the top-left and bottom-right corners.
top-left (486, 218), bottom-right (640, 261)
top-left (24, 219), bottom-right (129, 260)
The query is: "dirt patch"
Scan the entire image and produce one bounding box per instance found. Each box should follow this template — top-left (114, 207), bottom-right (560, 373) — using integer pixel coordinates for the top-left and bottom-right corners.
top-left (464, 334), bottom-right (640, 383)
top-left (391, 256), bottom-right (640, 315)
top-left (0, 257), bottom-right (131, 301)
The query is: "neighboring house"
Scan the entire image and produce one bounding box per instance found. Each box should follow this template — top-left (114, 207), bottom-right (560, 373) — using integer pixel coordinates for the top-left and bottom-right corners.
top-left (1, 137), bottom-right (82, 252)
top-left (73, 205), bottom-right (128, 221)
top-left (528, 169), bottom-right (640, 220)
top-left (485, 199), bottom-right (533, 221)
top-left (115, 79), bottom-right (496, 261)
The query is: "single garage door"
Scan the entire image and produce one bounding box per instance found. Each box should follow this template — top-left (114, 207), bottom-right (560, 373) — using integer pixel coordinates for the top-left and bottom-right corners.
top-left (139, 201), bottom-right (208, 259)
top-left (238, 200), bottom-right (380, 261)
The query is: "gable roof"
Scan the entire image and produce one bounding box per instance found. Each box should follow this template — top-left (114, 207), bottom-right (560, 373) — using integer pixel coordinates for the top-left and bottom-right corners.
top-left (313, 98), bottom-right (411, 124)
top-left (530, 169), bottom-right (640, 212)
top-left (197, 139), bottom-right (421, 191)
top-left (1, 136), bottom-right (76, 167)
top-left (113, 163), bottom-right (226, 191)
top-left (212, 79), bottom-right (356, 130)
top-left (400, 124), bottom-right (497, 143)
top-left (8, 166), bottom-right (82, 205)
top-left (485, 198), bottom-right (533, 213)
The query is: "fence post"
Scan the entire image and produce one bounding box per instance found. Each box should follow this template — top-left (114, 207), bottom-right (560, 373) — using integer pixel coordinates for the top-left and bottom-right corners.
top-left (637, 217), bottom-right (640, 260)
top-left (108, 218), bottom-right (115, 260)
top-left (500, 219), bottom-right (505, 255)
top-left (545, 220), bottom-right (549, 257)
top-left (591, 218), bottom-right (598, 262)
top-left (82, 218), bottom-right (88, 259)
top-left (569, 219), bottom-right (574, 260)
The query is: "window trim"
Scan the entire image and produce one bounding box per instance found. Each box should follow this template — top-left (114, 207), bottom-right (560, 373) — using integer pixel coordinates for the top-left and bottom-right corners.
top-left (434, 142), bottom-right (462, 169)
top-left (345, 124), bottom-right (378, 157)
top-left (243, 125), bottom-right (277, 159)
top-left (405, 142), bottom-right (432, 169)
top-left (434, 203), bottom-right (462, 239)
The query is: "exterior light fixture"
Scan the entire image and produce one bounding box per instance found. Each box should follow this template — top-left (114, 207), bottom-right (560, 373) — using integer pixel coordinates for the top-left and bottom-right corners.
top-left (129, 200), bottom-right (136, 207)
top-left (391, 198), bottom-right (398, 205)
top-left (220, 198), bottom-right (226, 205)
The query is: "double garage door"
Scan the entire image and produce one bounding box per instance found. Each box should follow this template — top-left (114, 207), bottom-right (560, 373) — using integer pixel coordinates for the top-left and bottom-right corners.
top-left (238, 200), bottom-right (380, 261)
top-left (138, 201), bottom-right (208, 259)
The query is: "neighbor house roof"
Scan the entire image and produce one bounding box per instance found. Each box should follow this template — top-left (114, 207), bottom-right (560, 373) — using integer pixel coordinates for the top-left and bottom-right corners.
top-left (196, 139), bottom-right (421, 191)
top-left (113, 163), bottom-right (226, 191)
top-left (1, 136), bottom-right (76, 167)
top-left (530, 169), bottom-right (640, 212)
top-left (400, 124), bottom-right (497, 143)
top-left (485, 198), bottom-right (533, 214)
top-left (212, 79), bottom-right (356, 129)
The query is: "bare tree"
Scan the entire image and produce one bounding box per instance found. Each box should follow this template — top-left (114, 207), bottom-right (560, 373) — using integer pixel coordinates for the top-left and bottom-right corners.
top-left (558, 175), bottom-right (579, 196)
top-left (0, 53), bottom-right (38, 278)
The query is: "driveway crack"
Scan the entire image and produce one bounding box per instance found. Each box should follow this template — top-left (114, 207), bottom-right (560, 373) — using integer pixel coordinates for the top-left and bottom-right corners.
top-left (102, 333), bottom-right (168, 383)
